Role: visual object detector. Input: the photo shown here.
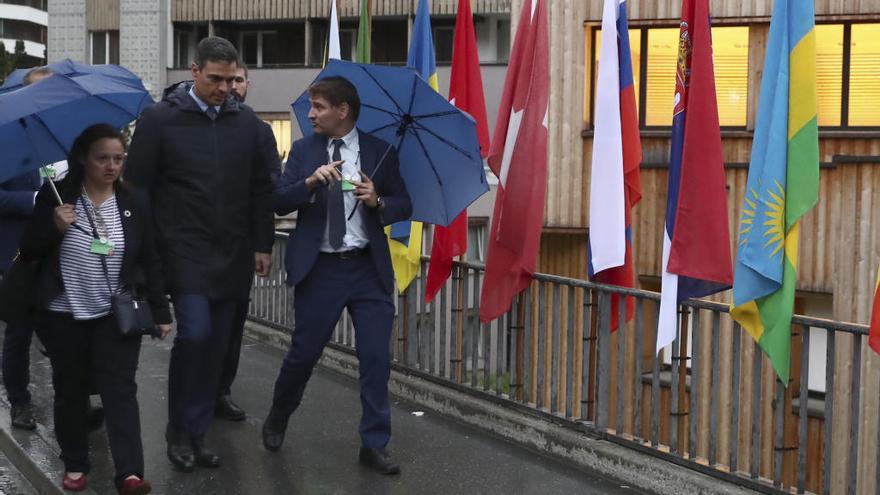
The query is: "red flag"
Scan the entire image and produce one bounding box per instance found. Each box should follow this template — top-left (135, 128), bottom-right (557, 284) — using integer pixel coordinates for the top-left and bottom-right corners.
top-left (425, 0), bottom-right (490, 304)
top-left (870, 265), bottom-right (880, 355)
top-left (479, 0), bottom-right (549, 323)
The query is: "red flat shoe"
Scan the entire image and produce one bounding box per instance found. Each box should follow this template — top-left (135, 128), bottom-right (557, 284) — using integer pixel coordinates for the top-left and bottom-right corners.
top-left (62, 473), bottom-right (87, 491)
top-left (118, 477), bottom-right (152, 495)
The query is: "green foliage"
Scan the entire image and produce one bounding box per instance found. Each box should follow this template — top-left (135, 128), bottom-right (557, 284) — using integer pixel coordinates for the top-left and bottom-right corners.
top-left (0, 41), bottom-right (11, 85)
top-left (13, 40), bottom-right (29, 69)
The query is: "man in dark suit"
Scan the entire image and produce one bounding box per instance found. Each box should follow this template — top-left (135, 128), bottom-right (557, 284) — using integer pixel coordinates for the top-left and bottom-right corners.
top-left (0, 66), bottom-right (61, 430)
top-left (0, 169), bottom-right (42, 430)
top-left (125, 37), bottom-right (277, 472)
top-left (262, 76), bottom-right (411, 475)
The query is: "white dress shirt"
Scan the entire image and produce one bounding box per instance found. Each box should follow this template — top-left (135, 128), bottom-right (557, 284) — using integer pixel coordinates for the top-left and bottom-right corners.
top-left (320, 127), bottom-right (369, 252)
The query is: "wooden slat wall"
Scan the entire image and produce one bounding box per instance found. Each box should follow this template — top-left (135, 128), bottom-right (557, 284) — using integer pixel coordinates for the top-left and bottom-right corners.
top-left (173, 0), bottom-right (510, 21)
top-left (86, 0), bottom-right (120, 31)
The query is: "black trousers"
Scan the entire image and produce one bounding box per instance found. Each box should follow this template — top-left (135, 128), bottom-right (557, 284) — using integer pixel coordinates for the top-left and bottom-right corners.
top-left (218, 298), bottom-right (249, 398)
top-left (2, 321), bottom-right (33, 405)
top-left (35, 311), bottom-right (144, 487)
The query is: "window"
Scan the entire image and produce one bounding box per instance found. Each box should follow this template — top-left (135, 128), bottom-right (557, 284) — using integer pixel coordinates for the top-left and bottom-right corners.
top-left (264, 119), bottom-right (292, 163)
top-left (90, 30), bottom-right (119, 65)
top-left (711, 26), bottom-right (748, 127)
top-left (815, 24), bottom-right (843, 126)
top-left (433, 25), bottom-right (454, 64)
top-left (466, 221), bottom-right (487, 262)
top-left (588, 25), bottom-right (749, 129)
top-left (643, 28), bottom-right (678, 127)
top-left (848, 23), bottom-right (880, 126)
top-left (371, 19), bottom-right (407, 64)
top-left (173, 30), bottom-right (193, 68)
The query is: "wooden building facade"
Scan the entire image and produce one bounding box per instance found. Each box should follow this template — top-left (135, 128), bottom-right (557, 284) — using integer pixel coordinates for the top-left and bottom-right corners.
top-left (531, 1), bottom-right (880, 494)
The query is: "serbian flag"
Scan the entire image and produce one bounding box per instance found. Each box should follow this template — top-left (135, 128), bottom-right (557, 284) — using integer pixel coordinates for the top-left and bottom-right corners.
top-left (479, 0), bottom-right (549, 323)
top-left (656, 0), bottom-right (733, 353)
top-left (588, 0), bottom-right (642, 332)
top-left (870, 265), bottom-right (880, 355)
top-left (425, 0), bottom-right (491, 304)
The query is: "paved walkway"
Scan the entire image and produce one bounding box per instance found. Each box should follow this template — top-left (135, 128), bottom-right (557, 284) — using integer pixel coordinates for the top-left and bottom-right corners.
top-left (0, 326), bottom-right (646, 495)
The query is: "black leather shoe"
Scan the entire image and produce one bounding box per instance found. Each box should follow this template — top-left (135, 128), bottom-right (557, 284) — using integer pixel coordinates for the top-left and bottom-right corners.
top-left (358, 447), bottom-right (400, 475)
top-left (191, 437), bottom-right (220, 468)
top-left (215, 395), bottom-right (246, 421)
top-left (261, 412), bottom-right (288, 452)
top-left (87, 405), bottom-right (104, 432)
top-left (10, 402), bottom-right (36, 431)
top-left (165, 425), bottom-right (195, 472)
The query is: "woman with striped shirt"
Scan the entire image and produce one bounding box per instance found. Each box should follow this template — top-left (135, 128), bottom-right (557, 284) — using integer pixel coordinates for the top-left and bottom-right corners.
top-left (19, 124), bottom-right (172, 495)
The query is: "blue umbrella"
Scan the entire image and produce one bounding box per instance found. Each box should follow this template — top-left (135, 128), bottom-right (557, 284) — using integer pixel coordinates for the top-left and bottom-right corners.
top-left (0, 73), bottom-right (153, 185)
top-left (0, 59), bottom-right (145, 93)
top-left (292, 59), bottom-right (488, 227)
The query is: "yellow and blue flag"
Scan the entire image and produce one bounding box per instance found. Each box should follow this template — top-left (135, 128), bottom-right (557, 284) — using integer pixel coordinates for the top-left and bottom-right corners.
top-left (387, 0), bottom-right (436, 292)
top-left (731, 0), bottom-right (819, 384)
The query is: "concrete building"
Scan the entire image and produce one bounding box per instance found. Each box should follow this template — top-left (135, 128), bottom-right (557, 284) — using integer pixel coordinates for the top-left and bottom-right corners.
top-left (1, 0), bottom-right (47, 64)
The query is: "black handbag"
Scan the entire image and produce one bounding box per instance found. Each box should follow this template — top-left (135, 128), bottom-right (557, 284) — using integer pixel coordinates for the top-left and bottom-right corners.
top-left (82, 196), bottom-right (156, 337)
top-left (0, 253), bottom-right (40, 324)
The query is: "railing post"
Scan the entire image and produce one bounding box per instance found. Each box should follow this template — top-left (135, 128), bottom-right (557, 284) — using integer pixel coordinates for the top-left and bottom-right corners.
top-left (514, 292), bottom-right (525, 401)
top-left (596, 291), bottom-right (611, 431)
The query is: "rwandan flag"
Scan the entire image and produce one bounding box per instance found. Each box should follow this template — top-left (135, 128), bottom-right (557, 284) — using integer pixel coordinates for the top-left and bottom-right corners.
top-left (385, 0), bottom-right (435, 292)
top-left (587, 0), bottom-right (642, 332)
top-left (731, 0), bottom-right (820, 384)
top-left (870, 265), bottom-right (880, 355)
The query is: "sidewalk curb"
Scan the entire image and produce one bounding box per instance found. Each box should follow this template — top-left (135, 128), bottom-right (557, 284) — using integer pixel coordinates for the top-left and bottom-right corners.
top-left (0, 397), bottom-right (98, 495)
top-left (245, 321), bottom-right (759, 495)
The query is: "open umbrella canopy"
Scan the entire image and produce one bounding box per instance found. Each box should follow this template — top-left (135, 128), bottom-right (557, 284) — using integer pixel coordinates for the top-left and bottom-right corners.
top-left (1, 59), bottom-right (146, 93)
top-left (292, 59), bottom-right (488, 227)
top-left (0, 73), bottom-right (153, 183)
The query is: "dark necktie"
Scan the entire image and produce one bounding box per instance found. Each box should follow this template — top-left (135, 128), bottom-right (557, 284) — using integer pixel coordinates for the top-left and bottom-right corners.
top-left (328, 139), bottom-right (346, 249)
top-left (206, 106), bottom-right (218, 120)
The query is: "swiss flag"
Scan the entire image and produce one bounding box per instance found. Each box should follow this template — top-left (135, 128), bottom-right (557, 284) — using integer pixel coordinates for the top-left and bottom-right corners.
top-left (479, 0), bottom-right (549, 323)
top-left (425, 0), bottom-right (491, 304)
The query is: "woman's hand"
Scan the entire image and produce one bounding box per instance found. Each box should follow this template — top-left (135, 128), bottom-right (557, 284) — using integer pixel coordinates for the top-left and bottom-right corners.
top-left (157, 324), bottom-right (173, 340)
top-left (54, 204), bottom-right (76, 233)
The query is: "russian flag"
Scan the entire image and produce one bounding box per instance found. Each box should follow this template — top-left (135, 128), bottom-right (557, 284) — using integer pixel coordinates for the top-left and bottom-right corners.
top-left (588, 0), bottom-right (642, 332)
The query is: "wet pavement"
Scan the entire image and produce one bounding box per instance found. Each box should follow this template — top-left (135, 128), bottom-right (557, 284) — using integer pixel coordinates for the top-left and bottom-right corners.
top-left (0, 450), bottom-right (37, 495)
top-left (1, 326), bottom-right (647, 495)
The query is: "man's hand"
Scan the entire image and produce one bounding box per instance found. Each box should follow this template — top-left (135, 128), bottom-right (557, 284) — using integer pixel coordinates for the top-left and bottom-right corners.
top-left (255, 252), bottom-right (272, 277)
top-left (352, 171), bottom-right (379, 209)
top-left (54, 204), bottom-right (76, 233)
top-left (157, 324), bottom-right (173, 340)
top-left (304, 161), bottom-right (344, 190)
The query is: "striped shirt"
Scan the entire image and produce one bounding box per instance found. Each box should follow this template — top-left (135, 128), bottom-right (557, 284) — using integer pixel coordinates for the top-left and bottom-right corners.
top-left (47, 194), bottom-right (126, 320)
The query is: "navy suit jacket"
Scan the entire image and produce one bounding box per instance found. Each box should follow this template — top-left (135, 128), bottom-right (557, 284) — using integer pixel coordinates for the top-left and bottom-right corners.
top-left (0, 170), bottom-right (41, 272)
top-left (272, 131), bottom-right (412, 295)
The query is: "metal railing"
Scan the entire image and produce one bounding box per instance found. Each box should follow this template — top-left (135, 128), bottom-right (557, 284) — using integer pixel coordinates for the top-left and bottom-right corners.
top-left (248, 233), bottom-right (875, 495)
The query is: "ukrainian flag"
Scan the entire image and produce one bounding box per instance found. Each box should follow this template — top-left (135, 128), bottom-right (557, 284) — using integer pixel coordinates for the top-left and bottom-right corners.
top-left (386, 0), bottom-right (436, 292)
top-left (731, 0), bottom-right (820, 384)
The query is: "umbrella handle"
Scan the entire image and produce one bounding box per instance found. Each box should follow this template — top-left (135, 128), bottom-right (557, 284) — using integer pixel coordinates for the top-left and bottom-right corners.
top-left (44, 172), bottom-right (63, 205)
top-left (347, 142), bottom-right (394, 221)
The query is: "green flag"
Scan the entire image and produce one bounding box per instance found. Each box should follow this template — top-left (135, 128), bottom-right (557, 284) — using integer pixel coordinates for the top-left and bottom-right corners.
top-left (355, 0), bottom-right (371, 63)
top-left (730, 0), bottom-right (820, 384)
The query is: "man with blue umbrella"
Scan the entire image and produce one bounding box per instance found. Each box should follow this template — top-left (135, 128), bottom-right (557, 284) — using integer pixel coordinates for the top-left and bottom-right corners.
top-left (0, 66), bottom-right (65, 431)
top-left (262, 76), bottom-right (411, 475)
